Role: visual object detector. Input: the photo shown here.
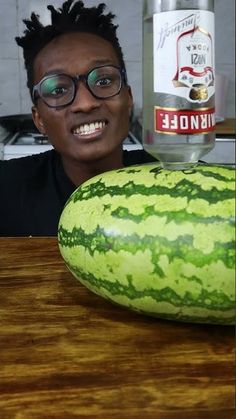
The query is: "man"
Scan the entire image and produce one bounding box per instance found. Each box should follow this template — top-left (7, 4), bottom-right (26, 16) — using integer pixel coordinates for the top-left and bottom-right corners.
top-left (0, 0), bottom-right (154, 237)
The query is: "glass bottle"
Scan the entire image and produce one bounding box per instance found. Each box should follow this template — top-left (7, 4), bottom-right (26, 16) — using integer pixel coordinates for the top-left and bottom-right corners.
top-left (143, 0), bottom-right (215, 170)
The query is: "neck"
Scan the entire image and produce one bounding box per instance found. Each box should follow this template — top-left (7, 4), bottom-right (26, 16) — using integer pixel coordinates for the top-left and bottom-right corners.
top-left (61, 149), bottom-right (124, 187)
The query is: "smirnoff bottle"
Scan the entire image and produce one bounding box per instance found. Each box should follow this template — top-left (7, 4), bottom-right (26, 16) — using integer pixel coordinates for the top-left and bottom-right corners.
top-left (143, 0), bottom-right (215, 169)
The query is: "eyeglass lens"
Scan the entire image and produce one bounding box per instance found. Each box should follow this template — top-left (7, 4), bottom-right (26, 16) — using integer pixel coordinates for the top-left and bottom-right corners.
top-left (87, 67), bottom-right (121, 97)
top-left (41, 75), bottom-right (73, 107)
top-left (38, 66), bottom-right (122, 107)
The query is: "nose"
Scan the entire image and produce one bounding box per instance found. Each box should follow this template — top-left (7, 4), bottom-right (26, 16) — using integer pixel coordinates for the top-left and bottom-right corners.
top-left (70, 80), bottom-right (101, 113)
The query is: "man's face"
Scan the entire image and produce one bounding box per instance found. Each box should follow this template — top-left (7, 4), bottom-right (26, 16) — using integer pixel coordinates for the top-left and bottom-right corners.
top-left (32, 32), bottom-right (133, 163)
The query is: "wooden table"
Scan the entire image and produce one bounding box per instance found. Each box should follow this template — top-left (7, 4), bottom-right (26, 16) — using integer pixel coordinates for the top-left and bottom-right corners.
top-left (0, 238), bottom-right (235, 418)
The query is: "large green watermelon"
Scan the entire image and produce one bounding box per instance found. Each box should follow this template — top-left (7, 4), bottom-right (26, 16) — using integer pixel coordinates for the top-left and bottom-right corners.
top-left (58, 163), bottom-right (235, 325)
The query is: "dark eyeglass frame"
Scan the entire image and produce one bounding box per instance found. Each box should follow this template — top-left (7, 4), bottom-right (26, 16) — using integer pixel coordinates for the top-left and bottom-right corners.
top-left (32, 65), bottom-right (127, 108)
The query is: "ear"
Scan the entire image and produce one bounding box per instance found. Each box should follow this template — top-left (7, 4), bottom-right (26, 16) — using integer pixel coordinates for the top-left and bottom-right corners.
top-left (32, 106), bottom-right (46, 135)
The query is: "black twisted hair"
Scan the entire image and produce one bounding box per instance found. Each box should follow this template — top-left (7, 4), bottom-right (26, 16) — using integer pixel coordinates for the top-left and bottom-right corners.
top-left (15, 0), bottom-right (126, 98)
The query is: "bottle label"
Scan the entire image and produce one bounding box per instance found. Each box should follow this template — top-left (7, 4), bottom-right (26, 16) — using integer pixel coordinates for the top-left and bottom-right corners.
top-left (154, 107), bottom-right (215, 134)
top-left (153, 9), bottom-right (215, 101)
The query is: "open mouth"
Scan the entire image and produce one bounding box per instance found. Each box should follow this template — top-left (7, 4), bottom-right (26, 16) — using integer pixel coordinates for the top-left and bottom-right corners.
top-left (72, 120), bottom-right (107, 136)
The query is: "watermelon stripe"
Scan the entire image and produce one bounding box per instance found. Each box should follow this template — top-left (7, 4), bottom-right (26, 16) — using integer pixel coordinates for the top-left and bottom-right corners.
top-left (65, 261), bottom-right (235, 312)
top-left (109, 205), bottom-right (234, 224)
top-left (68, 260), bottom-right (235, 324)
top-left (192, 166), bottom-right (235, 181)
top-left (58, 225), bottom-right (235, 269)
top-left (69, 176), bottom-right (235, 204)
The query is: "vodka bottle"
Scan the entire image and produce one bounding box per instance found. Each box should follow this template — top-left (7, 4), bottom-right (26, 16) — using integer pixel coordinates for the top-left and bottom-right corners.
top-left (143, 0), bottom-right (215, 170)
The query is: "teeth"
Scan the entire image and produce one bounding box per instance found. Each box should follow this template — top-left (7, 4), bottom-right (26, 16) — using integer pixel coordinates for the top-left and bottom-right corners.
top-left (73, 121), bottom-right (106, 135)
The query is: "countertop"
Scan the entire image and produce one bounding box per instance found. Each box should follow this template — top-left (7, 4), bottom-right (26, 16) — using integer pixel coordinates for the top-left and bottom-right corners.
top-left (0, 237), bottom-right (235, 418)
top-left (215, 118), bottom-right (235, 136)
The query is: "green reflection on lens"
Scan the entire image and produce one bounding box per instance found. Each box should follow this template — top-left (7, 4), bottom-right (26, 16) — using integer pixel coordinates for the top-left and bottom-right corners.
top-left (42, 77), bottom-right (60, 94)
top-left (88, 70), bottom-right (98, 86)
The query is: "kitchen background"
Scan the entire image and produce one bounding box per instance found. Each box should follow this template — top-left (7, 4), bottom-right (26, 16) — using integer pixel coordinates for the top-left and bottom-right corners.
top-left (0, 0), bottom-right (235, 119)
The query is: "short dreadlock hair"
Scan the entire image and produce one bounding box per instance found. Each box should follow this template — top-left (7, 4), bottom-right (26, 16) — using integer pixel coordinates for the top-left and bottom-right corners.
top-left (15, 0), bottom-right (126, 99)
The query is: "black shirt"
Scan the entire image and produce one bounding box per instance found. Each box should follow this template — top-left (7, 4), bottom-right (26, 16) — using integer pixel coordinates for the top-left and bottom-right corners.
top-left (0, 149), bottom-right (156, 236)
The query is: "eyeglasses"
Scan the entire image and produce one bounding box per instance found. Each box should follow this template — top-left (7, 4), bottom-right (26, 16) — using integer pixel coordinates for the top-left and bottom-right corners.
top-left (32, 65), bottom-right (127, 108)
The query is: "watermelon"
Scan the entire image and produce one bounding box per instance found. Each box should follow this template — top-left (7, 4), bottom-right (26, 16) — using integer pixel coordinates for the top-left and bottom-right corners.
top-left (58, 163), bottom-right (235, 325)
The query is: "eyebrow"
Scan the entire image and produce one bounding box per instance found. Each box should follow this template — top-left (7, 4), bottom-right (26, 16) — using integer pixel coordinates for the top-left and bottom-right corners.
top-left (43, 60), bottom-right (116, 77)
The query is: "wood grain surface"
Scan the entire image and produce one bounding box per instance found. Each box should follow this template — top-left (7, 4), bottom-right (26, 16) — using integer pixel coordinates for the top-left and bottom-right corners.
top-left (0, 237), bottom-right (235, 419)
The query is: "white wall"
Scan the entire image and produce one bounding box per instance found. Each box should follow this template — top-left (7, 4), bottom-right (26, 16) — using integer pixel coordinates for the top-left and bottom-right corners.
top-left (0, 0), bottom-right (235, 118)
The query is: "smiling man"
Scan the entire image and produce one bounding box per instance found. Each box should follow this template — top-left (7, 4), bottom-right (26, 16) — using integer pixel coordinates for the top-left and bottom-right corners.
top-left (0, 0), bottom-right (154, 236)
